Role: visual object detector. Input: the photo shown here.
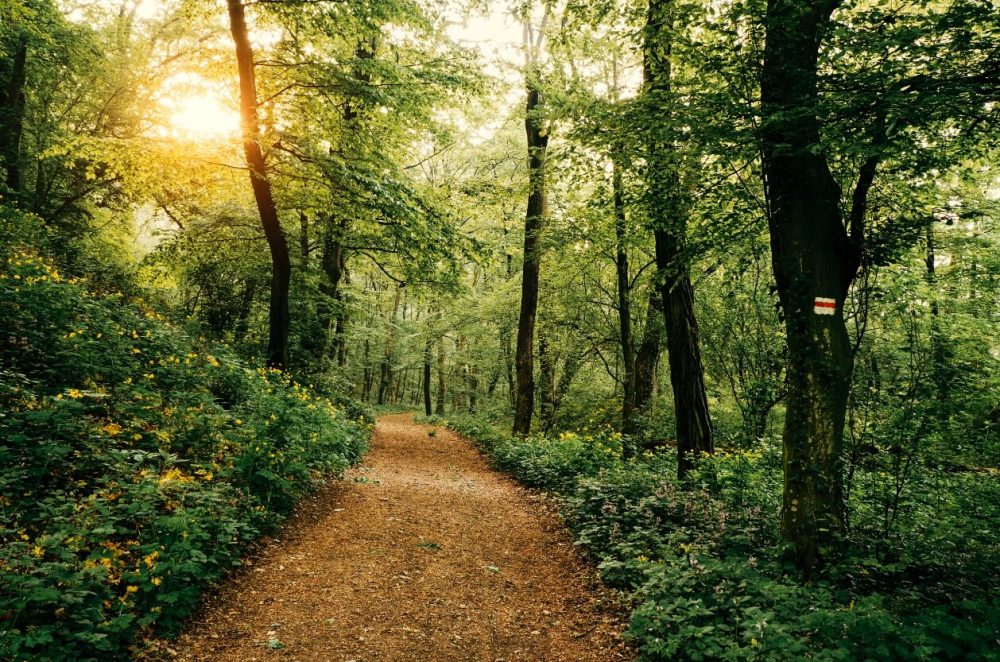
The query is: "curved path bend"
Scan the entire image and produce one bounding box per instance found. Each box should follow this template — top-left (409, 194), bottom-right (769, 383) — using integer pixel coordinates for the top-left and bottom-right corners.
top-left (173, 413), bottom-right (629, 661)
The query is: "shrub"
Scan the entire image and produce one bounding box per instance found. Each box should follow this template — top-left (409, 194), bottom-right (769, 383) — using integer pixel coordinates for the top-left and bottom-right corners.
top-left (0, 208), bottom-right (372, 661)
top-left (443, 414), bottom-right (1000, 661)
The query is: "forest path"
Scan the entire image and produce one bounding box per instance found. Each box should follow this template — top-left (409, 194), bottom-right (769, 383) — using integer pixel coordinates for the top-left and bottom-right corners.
top-left (172, 413), bottom-right (629, 661)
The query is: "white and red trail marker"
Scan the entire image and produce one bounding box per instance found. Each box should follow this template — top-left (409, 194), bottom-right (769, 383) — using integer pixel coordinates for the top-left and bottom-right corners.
top-left (813, 297), bottom-right (837, 316)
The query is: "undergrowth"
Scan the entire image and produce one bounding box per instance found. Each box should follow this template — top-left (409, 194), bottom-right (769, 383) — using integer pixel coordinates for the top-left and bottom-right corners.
top-left (0, 207), bottom-right (373, 661)
top-left (426, 414), bottom-right (1000, 661)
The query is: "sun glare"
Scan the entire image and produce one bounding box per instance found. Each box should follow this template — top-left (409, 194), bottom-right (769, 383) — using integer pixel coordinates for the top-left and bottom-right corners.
top-left (169, 95), bottom-right (240, 140)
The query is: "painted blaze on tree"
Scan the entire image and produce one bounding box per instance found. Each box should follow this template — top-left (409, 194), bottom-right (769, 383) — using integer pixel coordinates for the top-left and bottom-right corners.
top-left (761, 0), bottom-right (861, 571)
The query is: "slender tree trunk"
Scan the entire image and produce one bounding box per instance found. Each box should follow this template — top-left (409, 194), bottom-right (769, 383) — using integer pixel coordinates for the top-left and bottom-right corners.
top-left (317, 219), bottom-right (346, 362)
top-left (299, 211), bottom-right (309, 267)
top-left (234, 279), bottom-right (257, 339)
top-left (227, 0), bottom-right (291, 370)
top-left (435, 336), bottom-right (446, 415)
top-left (423, 337), bottom-right (433, 416)
top-left (362, 338), bottom-right (372, 401)
top-left (538, 328), bottom-right (556, 431)
top-left (377, 285), bottom-right (403, 405)
top-left (761, 0), bottom-right (858, 573)
top-left (644, 0), bottom-right (714, 478)
top-left (924, 222), bottom-right (951, 399)
top-left (468, 361), bottom-right (479, 414)
top-left (633, 288), bottom-right (663, 422)
top-left (514, 75), bottom-right (548, 435)
top-left (1, 34), bottom-right (27, 193)
top-left (335, 299), bottom-right (348, 367)
top-left (502, 325), bottom-right (515, 408)
top-left (549, 352), bottom-right (582, 432)
top-left (613, 161), bottom-right (636, 433)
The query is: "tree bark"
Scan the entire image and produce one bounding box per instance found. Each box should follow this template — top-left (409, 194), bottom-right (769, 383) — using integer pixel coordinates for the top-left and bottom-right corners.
top-left (538, 327), bottom-right (556, 431)
top-left (423, 336), bottom-right (433, 416)
top-left (633, 288), bottom-right (663, 422)
top-left (760, 0), bottom-right (857, 572)
top-left (613, 161), bottom-right (636, 433)
top-left (377, 284), bottom-right (403, 405)
top-left (1, 34), bottom-right (27, 193)
top-left (319, 219), bottom-right (346, 360)
top-left (435, 335), bottom-right (446, 415)
top-left (644, 0), bottom-right (714, 479)
top-left (925, 222), bottom-right (951, 398)
top-left (227, 0), bottom-right (291, 370)
top-left (513, 76), bottom-right (548, 435)
top-left (299, 211), bottom-right (310, 266)
top-left (362, 338), bottom-right (372, 401)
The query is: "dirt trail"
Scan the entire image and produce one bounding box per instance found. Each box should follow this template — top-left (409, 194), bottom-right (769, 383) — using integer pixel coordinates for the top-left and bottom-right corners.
top-left (172, 413), bottom-right (629, 661)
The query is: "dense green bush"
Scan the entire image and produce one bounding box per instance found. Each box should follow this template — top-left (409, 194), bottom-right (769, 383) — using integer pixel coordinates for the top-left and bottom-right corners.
top-left (0, 208), bottom-right (372, 661)
top-left (426, 415), bottom-right (622, 492)
top-left (441, 414), bottom-right (1000, 661)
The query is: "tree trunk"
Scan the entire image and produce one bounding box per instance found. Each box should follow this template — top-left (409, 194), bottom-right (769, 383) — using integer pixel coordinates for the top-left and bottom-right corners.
top-left (548, 352), bottom-right (582, 433)
top-left (423, 336), bottom-right (433, 416)
top-left (468, 358), bottom-right (479, 414)
top-left (502, 324), bottom-right (515, 408)
top-left (513, 76), bottom-right (548, 436)
top-left (314, 219), bottom-right (346, 363)
top-left (299, 211), bottom-right (310, 267)
top-left (362, 338), bottom-right (372, 401)
top-left (227, 0), bottom-right (291, 370)
top-left (761, 0), bottom-right (857, 573)
top-left (435, 336), bottom-right (446, 415)
top-left (644, 0), bottom-right (714, 479)
top-left (1, 34), bottom-right (27, 193)
top-left (632, 288), bottom-right (663, 423)
top-left (925, 222), bottom-right (952, 398)
top-left (234, 279), bottom-right (257, 340)
top-left (538, 328), bottom-right (556, 432)
top-left (613, 160), bottom-right (636, 433)
top-left (377, 285), bottom-right (403, 405)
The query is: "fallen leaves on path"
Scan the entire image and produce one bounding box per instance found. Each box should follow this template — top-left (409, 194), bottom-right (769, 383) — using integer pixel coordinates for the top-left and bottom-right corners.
top-left (167, 414), bottom-right (631, 661)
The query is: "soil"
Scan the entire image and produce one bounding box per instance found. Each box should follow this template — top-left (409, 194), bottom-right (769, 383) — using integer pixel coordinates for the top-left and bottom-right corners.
top-left (168, 413), bottom-right (631, 661)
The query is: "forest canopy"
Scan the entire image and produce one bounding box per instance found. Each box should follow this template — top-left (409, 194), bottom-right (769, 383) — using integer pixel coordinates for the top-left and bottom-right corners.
top-left (0, 0), bottom-right (998, 659)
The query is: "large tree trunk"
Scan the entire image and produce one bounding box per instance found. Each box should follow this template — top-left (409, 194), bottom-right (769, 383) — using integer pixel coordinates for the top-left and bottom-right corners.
top-left (644, 0), bottom-right (714, 479)
top-left (613, 160), bottom-right (636, 433)
top-left (227, 0), bottom-right (291, 370)
top-left (513, 77), bottom-right (548, 435)
top-left (1, 34), bottom-right (27, 193)
top-left (760, 0), bottom-right (857, 573)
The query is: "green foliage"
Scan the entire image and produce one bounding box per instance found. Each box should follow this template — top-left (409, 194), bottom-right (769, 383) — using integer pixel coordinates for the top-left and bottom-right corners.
top-left (445, 415), bottom-right (1000, 661)
top-left (0, 208), bottom-right (372, 661)
top-left (429, 415), bottom-right (623, 493)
